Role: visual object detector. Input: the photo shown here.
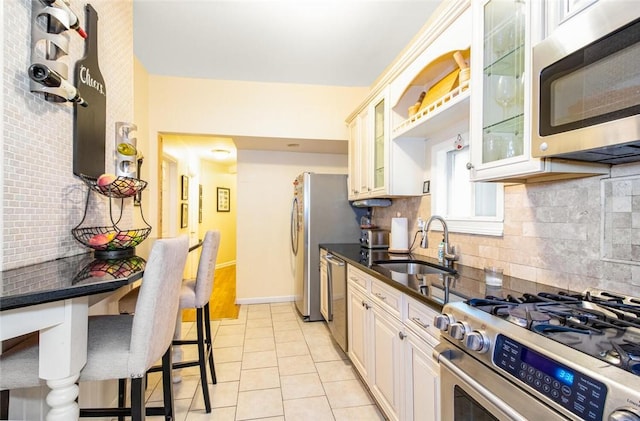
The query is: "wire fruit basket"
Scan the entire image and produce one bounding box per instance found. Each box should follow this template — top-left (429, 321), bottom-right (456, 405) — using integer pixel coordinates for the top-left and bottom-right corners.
top-left (73, 174), bottom-right (152, 258)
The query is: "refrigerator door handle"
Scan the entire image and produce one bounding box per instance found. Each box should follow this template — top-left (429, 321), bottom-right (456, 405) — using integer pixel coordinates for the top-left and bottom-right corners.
top-left (290, 197), bottom-right (299, 255)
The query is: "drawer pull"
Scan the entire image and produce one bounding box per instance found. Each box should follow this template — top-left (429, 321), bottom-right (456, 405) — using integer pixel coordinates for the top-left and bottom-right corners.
top-left (411, 317), bottom-right (430, 329)
top-left (374, 292), bottom-right (387, 301)
top-left (398, 331), bottom-right (406, 340)
top-left (361, 300), bottom-right (371, 310)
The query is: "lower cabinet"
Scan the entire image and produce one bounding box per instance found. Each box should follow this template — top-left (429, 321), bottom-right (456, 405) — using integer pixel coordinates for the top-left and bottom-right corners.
top-left (404, 330), bottom-right (440, 420)
top-left (346, 265), bottom-right (440, 421)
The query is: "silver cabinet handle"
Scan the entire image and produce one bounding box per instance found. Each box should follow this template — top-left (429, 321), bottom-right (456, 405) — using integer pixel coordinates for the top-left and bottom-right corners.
top-left (374, 292), bottom-right (387, 301)
top-left (361, 300), bottom-right (371, 310)
top-left (411, 317), bottom-right (430, 329)
top-left (398, 331), bottom-right (406, 340)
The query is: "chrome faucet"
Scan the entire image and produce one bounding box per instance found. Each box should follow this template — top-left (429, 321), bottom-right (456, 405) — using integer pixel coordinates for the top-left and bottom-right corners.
top-left (420, 215), bottom-right (458, 267)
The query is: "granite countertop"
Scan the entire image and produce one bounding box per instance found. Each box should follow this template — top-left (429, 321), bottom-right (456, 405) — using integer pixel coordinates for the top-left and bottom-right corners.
top-left (0, 238), bottom-right (203, 311)
top-left (321, 243), bottom-right (578, 312)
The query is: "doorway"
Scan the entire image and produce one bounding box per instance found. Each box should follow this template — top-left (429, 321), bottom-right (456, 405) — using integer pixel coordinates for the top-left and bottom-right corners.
top-left (159, 133), bottom-right (239, 319)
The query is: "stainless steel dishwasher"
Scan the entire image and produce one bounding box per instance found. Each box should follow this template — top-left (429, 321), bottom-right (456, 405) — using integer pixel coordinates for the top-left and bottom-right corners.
top-left (323, 253), bottom-right (347, 352)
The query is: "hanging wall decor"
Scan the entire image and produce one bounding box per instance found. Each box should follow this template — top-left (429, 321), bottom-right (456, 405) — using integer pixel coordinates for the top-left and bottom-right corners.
top-left (73, 4), bottom-right (107, 178)
top-left (29, 0), bottom-right (88, 104)
top-left (217, 187), bottom-right (230, 212)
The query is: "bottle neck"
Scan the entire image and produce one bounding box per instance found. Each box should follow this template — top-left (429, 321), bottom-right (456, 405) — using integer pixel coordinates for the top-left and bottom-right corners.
top-left (84, 4), bottom-right (99, 53)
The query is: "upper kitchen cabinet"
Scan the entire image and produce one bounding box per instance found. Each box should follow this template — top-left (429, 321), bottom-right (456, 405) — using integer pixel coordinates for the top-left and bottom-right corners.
top-left (347, 1), bottom-right (474, 199)
top-left (348, 89), bottom-right (387, 199)
top-left (468, 0), bottom-right (609, 182)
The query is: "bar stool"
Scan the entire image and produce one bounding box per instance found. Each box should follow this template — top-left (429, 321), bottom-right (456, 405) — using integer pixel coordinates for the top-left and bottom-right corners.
top-left (0, 236), bottom-right (189, 421)
top-left (119, 230), bottom-right (221, 413)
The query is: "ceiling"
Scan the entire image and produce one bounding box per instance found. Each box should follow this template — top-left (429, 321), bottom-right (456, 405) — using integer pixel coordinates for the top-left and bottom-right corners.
top-left (134, 0), bottom-right (443, 161)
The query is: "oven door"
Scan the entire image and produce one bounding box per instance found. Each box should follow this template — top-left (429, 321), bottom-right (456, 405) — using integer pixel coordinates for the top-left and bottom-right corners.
top-left (435, 342), bottom-right (570, 421)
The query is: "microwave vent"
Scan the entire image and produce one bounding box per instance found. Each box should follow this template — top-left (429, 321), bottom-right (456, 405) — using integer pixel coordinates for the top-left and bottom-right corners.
top-left (552, 141), bottom-right (640, 165)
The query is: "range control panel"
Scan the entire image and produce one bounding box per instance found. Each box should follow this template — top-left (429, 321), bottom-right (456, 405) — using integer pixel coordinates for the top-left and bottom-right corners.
top-left (494, 334), bottom-right (607, 421)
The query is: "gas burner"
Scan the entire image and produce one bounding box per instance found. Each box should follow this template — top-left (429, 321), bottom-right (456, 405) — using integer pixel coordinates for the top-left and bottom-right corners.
top-left (506, 308), bottom-right (552, 328)
top-left (467, 289), bottom-right (640, 377)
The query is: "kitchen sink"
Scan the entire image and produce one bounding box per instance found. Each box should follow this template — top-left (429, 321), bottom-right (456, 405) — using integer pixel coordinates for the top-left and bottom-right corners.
top-left (373, 260), bottom-right (456, 275)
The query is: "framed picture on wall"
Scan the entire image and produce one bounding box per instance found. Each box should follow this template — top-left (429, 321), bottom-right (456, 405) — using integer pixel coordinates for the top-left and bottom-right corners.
top-left (217, 187), bottom-right (230, 212)
top-left (181, 203), bottom-right (188, 228)
top-left (181, 175), bottom-right (189, 200)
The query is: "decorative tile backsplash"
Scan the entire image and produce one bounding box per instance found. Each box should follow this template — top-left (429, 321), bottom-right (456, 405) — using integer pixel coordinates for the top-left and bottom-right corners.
top-left (601, 175), bottom-right (640, 264)
top-left (374, 166), bottom-right (640, 297)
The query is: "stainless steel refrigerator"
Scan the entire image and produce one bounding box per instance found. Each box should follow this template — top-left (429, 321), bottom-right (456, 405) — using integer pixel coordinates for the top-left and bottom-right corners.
top-left (290, 172), bottom-right (361, 321)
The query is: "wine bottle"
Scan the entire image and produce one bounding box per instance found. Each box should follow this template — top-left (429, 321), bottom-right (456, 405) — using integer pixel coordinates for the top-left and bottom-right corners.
top-left (28, 63), bottom-right (88, 107)
top-left (38, 0), bottom-right (87, 38)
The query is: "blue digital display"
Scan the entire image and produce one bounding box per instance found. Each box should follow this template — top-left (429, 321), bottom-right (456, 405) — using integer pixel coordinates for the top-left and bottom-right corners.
top-left (522, 349), bottom-right (575, 386)
top-left (555, 368), bottom-right (574, 386)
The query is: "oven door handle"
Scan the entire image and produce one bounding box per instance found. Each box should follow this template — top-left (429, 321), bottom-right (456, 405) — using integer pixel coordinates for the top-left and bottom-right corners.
top-left (436, 348), bottom-right (528, 421)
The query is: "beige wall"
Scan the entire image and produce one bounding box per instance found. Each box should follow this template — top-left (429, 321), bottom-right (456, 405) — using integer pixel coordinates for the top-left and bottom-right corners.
top-left (139, 73), bottom-right (367, 301)
top-left (236, 150), bottom-right (348, 303)
top-left (200, 159), bottom-right (236, 266)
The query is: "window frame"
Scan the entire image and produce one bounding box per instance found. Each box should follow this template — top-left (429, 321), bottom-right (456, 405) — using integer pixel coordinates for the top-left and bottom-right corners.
top-left (430, 135), bottom-right (505, 236)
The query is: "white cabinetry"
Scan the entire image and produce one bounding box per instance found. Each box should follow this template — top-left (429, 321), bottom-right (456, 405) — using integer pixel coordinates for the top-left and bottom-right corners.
top-left (468, 0), bottom-right (608, 182)
top-left (347, 89), bottom-right (388, 200)
top-left (348, 108), bottom-right (370, 200)
top-left (346, 265), bottom-right (440, 421)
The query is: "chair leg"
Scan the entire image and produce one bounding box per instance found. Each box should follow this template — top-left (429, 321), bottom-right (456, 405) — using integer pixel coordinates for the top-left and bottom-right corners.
top-left (204, 303), bottom-right (217, 384)
top-left (160, 347), bottom-right (175, 421)
top-left (130, 377), bottom-right (146, 421)
top-left (117, 378), bottom-right (127, 421)
top-left (0, 390), bottom-right (9, 420)
top-left (196, 307), bottom-right (212, 413)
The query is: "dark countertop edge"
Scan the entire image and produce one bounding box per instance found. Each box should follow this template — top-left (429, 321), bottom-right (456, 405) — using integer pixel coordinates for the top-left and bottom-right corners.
top-left (321, 243), bottom-right (581, 314)
top-left (321, 244), bottom-right (446, 313)
top-left (0, 272), bottom-right (143, 311)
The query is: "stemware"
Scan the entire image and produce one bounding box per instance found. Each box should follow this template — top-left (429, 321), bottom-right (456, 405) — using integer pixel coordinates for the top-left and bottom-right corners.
top-left (494, 75), bottom-right (517, 119)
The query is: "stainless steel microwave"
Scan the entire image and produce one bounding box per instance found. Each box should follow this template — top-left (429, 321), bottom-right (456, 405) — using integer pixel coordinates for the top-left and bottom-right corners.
top-left (531, 0), bottom-right (640, 164)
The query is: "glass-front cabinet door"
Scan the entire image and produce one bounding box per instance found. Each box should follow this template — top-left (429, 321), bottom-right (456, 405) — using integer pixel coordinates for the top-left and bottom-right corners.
top-left (373, 96), bottom-right (386, 192)
top-left (481, 0), bottom-right (526, 164)
top-left (469, 0), bottom-right (549, 181)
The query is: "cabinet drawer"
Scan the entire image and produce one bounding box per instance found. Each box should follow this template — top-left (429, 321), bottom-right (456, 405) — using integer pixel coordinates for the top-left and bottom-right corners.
top-left (370, 279), bottom-right (402, 317)
top-left (405, 296), bottom-right (440, 342)
top-left (347, 266), bottom-right (369, 292)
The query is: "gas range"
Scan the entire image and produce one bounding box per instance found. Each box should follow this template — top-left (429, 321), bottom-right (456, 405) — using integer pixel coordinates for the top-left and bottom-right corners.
top-left (435, 289), bottom-right (640, 421)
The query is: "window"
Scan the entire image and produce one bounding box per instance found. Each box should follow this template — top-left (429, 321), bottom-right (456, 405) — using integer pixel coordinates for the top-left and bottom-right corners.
top-left (431, 134), bottom-right (504, 236)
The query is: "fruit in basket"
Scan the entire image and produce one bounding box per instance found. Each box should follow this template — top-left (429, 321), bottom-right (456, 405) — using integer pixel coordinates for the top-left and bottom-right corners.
top-left (114, 230), bottom-right (135, 246)
top-left (97, 173), bottom-right (117, 191)
top-left (88, 232), bottom-right (116, 248)
top-left (121, 178), bottom-right (137, 196)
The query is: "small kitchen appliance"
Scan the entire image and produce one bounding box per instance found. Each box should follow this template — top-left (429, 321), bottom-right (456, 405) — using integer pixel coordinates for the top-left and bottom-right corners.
top-left (434, 288), bottom-right (640, 420)
top-left (359, 228), bottom-right (389, 249)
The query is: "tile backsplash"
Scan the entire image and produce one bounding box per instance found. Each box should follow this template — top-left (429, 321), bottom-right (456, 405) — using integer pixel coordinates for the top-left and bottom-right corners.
top-left (374, 164), bottom-right (640, 297)
top-left (2, 0), bottom-right (133, 270)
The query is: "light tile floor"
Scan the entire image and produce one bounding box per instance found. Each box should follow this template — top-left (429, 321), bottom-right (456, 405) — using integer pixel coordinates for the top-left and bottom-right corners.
top-left (144, 302), bottom-right (385, 420)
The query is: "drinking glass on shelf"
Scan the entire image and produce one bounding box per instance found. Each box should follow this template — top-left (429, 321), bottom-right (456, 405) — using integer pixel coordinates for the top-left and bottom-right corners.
top-left (494, 75), bottom-right (516, 119)
top-left (483, 134), bottom-right (503, 163)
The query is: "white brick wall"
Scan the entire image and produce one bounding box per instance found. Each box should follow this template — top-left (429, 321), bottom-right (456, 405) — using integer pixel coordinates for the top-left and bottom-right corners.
top-left (2, 0), bottom-right (133, 270)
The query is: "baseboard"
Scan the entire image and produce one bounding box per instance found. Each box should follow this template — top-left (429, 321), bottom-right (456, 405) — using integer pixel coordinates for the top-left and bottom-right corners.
top-left (235, 296), bottom-right (295, 305)
top-left (215, 261), bottom-right (236, 269)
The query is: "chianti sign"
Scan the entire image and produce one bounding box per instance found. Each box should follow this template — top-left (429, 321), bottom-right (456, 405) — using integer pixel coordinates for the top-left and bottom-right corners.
top-left (73, 4), bottom-right (106, 178)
